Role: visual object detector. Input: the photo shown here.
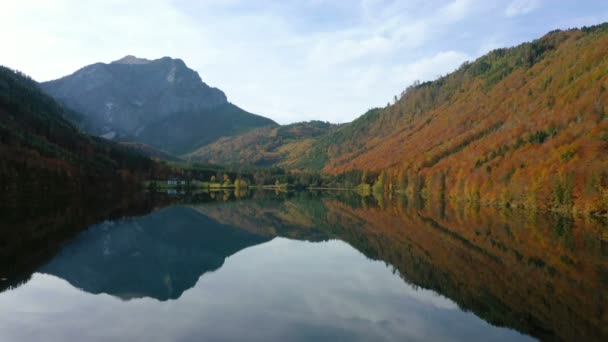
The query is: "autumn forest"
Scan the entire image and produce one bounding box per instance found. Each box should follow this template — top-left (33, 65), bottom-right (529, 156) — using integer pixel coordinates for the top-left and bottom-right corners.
top-left (2, 3), bottom-right (608, 341)
top-left (184, 24), bottom-right (608, 216)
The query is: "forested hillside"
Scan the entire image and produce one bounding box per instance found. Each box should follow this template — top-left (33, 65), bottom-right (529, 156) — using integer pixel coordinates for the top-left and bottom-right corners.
top-left (294, 24), bottom-right (608, 215)
top-left (189, 121), bottom-right (339, 167)
top-left (0, 66), bottom-right (170, 193)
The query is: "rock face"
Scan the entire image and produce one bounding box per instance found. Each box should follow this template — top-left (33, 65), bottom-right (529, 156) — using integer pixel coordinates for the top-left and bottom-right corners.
top-left (41, 56), bottom-right (275, 154)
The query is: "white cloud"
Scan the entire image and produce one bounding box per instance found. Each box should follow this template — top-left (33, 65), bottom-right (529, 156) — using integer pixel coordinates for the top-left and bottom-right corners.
top-left (440, 0), bottom-right (475, 22)
top-left (506, 0), bottom-right (543, 18)
top-left (0, 0), bottom-right (604, 124)
top-left (396, 51), bottom-right (471, 82)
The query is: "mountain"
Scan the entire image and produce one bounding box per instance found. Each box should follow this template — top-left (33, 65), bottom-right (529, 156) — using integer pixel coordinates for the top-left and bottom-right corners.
top-left (187, 24), bottom-right (608, 214)
top-left (41, 55), bottom-right (276, 154)
top-left (0, 66), bottom-right (169, 193)
top-left (289, 24), bottom-right (607, 214)
top-left (118, 142), bottom-right (184, 162)
top-left (189, 120), bottom-right (340, 167)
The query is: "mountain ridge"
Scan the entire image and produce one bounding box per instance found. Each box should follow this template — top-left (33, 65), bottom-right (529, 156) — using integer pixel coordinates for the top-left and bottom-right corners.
top-left (304, 24), bottom-right (608, 214)
top-left (41, 55), bottom-right (276, 154)
top-left (187, 24), bottom-right (608, 214)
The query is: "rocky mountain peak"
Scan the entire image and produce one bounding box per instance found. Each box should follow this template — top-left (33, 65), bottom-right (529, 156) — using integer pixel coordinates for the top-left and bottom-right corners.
top-left (111, 55), bottom-right (152, 65)
top-left (40, 56), bottom-right (276, 154)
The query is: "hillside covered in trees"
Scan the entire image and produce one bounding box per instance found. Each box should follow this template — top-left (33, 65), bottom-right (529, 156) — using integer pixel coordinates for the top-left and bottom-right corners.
top-left (315, 24), bottom-right (608, 215)
top-left (196, 24), bottom-right (607, 215)
top-left (189, 121), bottom-right (340, 167)
top-left (7, 23), bottom-right (607, 215)
top-left (0, 66), bottom-right (171, 193)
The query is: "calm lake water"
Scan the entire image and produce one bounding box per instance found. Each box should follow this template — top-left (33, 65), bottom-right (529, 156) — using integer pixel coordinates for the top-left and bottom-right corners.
top-left (0, 191), bottom-right (606, 341)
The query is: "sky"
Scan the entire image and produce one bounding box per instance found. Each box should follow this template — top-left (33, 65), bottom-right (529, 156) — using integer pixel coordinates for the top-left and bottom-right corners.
top-left (1, 1), bottom-right (608, 124)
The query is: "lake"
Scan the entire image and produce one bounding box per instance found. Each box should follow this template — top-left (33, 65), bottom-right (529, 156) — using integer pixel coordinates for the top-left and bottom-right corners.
top-left (0, 191), bottom-right (606, 341)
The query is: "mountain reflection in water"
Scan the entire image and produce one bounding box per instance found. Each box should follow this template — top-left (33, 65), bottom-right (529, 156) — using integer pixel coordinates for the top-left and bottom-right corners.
top-left (0, 191), bottom-right (606, 342)
top-left (40, 206), bottom-right (270, 301)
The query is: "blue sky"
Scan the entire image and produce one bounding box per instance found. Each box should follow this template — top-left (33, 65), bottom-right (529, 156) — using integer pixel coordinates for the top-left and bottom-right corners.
top-left (1, 1), bottom-right (608, 124)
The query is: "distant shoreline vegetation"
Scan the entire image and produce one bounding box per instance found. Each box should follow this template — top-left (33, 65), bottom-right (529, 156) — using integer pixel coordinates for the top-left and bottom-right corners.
top-left (142, 165), bottom-right (608, 218)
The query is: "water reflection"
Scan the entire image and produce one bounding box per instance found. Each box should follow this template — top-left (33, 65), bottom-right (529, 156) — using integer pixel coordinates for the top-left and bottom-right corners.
top-left (39, 206), bottom-right (270, 301)
top-left (0, 191), bottom-right (606, 341)
top-left (0, 192), bottom-right (175, 292)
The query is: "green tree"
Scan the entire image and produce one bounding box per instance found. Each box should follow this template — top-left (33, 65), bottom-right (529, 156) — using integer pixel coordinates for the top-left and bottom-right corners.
top-left (397, 170), bottom-right (408, 194)
top-left (361, 171), bottom-right (369, 184)
top-left (373, 171), bottom-right (386, 193)
top-left (223, 174), bottom-right (232, 186)
top-left (234, 178), bottom-right (247, 189)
